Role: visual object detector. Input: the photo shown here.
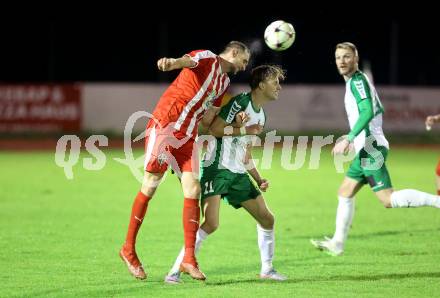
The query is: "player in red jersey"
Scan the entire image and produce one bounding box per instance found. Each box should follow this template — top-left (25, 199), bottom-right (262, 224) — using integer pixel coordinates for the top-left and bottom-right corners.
top-left (119, 41), bottom-right (250, 281)
top-left (425, 113), bottom-right (440, 195)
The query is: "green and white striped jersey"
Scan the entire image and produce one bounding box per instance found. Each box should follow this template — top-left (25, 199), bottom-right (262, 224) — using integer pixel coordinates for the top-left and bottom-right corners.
top-left (204, 92), bottom-right (265, 174)
top-left (345, 71), bottom-right (389, 152)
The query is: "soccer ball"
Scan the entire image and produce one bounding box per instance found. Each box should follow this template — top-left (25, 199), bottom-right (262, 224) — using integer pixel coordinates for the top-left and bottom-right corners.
top-left (264, 20), bottom-right (296, 51)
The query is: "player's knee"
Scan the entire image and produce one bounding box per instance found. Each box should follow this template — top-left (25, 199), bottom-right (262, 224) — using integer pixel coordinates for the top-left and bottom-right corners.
top-left (140, 184), bottom-right (156, 197)
top-left (260, 212), bottom-right (274, 229)
top-left (203, 220), bottom-right (219, 233)
top-left (337, 187), bottom-right (346, 197)
top-left (268, 212), bottom-right (275, 227)
top-left (141, 177), bottom-right (161, 197)
top-left (378, 196), bottom-right (392, 208)
top-left (141, 174), bottom-right (163, 197)
top-left (382, 201), bottom-right (392, 208)
top-left (195, 183), bottom-right (201, 195)
top-left (210, 223), bottom-right (219, 233)
top-left (183, 183), bottom-right (201, 199)
top-left (337, 188), bottom-right (352, 198)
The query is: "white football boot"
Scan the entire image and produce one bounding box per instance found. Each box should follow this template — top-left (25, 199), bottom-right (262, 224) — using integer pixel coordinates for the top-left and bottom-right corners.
top-left (310, 236), bottom-right (344, 256)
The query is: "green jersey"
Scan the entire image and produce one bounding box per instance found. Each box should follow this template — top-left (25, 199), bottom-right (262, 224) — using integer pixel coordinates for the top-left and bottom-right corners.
top-left (345, 71), bottom-right (389, 152)
top-left (204, 92), bottom-right (265, 174)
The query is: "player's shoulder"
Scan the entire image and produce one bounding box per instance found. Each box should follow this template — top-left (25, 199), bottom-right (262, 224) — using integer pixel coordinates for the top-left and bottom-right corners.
top-left (350, 71), bottom-right (371, 89)
top-left (230, 92), bottom-right (251, 106)
top-left (186, 50), bottom-right (218, 70)
top-left (350, 71), bottom-right (369, 84)
top-left (349, 71), bottom-right (372, 99)
top-left (187, 50), bottom-right (217, 60)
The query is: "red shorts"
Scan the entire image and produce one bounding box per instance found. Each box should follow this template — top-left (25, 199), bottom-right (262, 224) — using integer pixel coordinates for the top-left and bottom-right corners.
top-left (143, 120), bottom-right (199, 174)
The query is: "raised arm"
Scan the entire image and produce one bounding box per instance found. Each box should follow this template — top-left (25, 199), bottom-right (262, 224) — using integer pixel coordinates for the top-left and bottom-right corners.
top-left (157, 55), bottom-right (197, 71)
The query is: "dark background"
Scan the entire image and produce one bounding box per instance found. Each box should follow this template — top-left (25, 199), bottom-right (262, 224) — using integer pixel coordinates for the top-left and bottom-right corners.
top-left (2, 14), bottom-right (439, 86)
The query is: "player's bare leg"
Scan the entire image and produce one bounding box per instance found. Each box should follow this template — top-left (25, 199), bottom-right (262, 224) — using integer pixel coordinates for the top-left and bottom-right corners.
top-left (241, 195), bottom-right (274, 230)
top-left (199, 195), bottom-right (222, 234)
top-left (374, 188), bottom-right (394, 208)
top-left (241, 196), bottom-right (287, 281)
top-left (179, 172), bottom-right (206, 280)
top-left (120, 172), bottom-right (163, 280)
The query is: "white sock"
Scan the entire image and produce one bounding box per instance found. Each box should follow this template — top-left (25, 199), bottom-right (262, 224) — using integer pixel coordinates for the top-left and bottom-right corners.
top-left (391, 189), bottom-right (440, 208)
top-left (168, 228), bottom-right (208, 275)
top-left (257, 224), bottom-right (274, 274)
top-left (332, 196), bottom-right (355, 246)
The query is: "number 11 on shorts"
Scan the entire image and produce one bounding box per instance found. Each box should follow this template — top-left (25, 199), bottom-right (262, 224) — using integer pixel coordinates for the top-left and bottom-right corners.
top-left (204, 181), bottom-right (213, 194)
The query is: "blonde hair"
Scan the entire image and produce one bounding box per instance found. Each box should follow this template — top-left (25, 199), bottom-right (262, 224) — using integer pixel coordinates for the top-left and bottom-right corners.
top-left (250, 65), bottom-right (285, 90)
top-left (336, 42), bottom-right (358, 57)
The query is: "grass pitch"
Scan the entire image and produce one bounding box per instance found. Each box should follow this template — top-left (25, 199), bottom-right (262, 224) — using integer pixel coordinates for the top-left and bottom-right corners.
top-left (1, 147), bottom-right (439, 297)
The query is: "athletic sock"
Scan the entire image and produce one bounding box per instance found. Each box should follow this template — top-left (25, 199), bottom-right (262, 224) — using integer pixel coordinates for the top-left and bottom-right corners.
top-left (257, 224), bottom-right (275, 274)
top-left (391, 189), bottom-right (440, 208)
top-left (182, 198), bottom-right (200, 265)
top-left (332, 196), bottom-right (355, 246)
top-left (124, 191), bottom-right (151, 251)
top-left (169, 228), bottom-right (208, 275)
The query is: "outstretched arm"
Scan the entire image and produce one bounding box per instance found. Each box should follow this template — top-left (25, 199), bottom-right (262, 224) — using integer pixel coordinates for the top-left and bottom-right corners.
top-left (425, 113), bottom-right (440, 129)
top-left (157, 55), bottom-right (196, 71)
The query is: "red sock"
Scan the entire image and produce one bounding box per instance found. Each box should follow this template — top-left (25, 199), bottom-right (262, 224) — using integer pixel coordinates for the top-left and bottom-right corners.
top-left (182, 198), bottom-right (200, 264)
top-left (124, 191), bottom-right (151, 250)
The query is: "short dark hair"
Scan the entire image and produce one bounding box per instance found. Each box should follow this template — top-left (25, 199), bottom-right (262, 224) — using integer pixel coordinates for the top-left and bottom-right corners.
top-left (249, 65), bottom-right (285, 90)
top-left (222, 41), bottom-right (250, 54)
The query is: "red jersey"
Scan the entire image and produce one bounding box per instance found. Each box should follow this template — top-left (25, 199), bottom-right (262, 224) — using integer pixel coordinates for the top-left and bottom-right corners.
top-left (152, 50), bottom-right (230, 139)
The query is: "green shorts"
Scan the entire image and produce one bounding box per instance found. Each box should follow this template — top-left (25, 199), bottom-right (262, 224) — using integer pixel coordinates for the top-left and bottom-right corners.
top-left (200, 166), bottom-right (261, 209)
top-left (346, 144), bottom-right (392, 192)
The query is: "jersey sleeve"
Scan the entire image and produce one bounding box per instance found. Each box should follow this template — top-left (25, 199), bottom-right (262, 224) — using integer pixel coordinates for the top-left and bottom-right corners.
top-left (184, 50), bottom-right (217, 69)
top-left (350, 73), bottom-right (372, 103)
top-left (347, 73), bottom-right (374, 142)
top-left (218, 94), bottom-right (247, 124)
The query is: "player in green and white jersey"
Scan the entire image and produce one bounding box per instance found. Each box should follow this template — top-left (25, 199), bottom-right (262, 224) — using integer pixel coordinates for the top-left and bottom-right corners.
top-left (165, 65), bottom-right (287, 283)
top-left (311, 42), bottom-right (440, 256)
